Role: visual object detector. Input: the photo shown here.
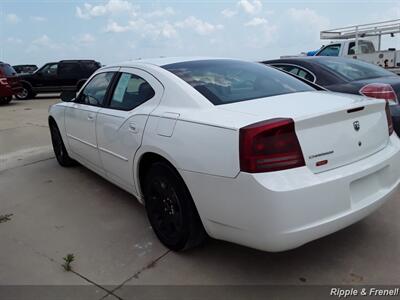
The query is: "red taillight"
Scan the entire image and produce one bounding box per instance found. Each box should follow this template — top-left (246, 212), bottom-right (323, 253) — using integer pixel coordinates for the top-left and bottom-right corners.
top-left (385, 101), bottom-right (394, 135)
top-left (360, 83), bottom-right (398, 104)
top-left (239, 118), bottom-right (305, 173)
top-left (0, 78), bottom-right (8, 85)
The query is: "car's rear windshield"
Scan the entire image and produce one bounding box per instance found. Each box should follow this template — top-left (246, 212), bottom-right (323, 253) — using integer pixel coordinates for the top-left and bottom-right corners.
top-left (0, 64), bottom-right (16, 77)
top-left (316, 58), bottom-right (394, 81)
top-left (162, 60), bottom-right (315, 105)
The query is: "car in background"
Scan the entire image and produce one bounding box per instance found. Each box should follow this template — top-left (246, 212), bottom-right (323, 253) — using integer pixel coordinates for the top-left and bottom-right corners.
top-left (0, 62), bottom-right (22, 105)
top-left (16, 60), bottom-right (101, 100)
top-left (13, 64), bottom-right (38, 74)
top-left (49, 58), bottom-right (400, 252)
top-left (262, 56), bottom-right (400, 135)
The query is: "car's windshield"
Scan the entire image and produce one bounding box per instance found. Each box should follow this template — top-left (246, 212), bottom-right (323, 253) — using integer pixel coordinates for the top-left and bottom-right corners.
top-left (0, 64), bottom-right (16, 77)
top-left (162, 60), bottom-right (315, 105)
top-left (317, 58), bottom-right (394, 81)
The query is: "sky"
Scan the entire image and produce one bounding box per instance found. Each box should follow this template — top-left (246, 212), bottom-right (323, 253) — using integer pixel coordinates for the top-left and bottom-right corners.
top-left (1, 0), bottom-right (400, 67)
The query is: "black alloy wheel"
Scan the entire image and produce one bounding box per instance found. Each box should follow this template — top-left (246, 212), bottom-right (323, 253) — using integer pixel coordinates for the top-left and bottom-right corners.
top-left (49, 122), bottom-right (75, 167)
top-left (144, 162), bottom-right (207, 251)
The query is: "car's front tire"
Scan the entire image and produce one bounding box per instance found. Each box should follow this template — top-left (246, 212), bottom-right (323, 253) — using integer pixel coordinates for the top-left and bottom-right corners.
top-left (49, 121), bottom-right (76, 167)
top-left (144, 162), bottom-right (207, 251)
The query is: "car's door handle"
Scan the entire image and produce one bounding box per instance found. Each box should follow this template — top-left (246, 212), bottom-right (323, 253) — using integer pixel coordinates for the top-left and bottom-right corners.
top-left (128, 122), bottom-right (139, 133)
top-left (87, 113), bottom-right (95, 121)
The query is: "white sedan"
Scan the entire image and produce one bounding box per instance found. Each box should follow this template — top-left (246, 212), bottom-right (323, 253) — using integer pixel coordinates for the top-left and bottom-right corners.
top-left (48, 57), bottom-right (400, 252)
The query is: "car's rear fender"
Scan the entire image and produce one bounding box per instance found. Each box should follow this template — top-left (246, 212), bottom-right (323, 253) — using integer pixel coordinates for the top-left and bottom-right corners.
top-left (18, 80), bottom-right (33, 90)
top-left (48, 103), bottom-right (70, 153)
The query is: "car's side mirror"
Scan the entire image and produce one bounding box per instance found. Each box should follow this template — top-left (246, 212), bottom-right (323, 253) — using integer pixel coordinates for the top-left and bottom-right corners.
top-left (60, 91), bottom-right (76, 102)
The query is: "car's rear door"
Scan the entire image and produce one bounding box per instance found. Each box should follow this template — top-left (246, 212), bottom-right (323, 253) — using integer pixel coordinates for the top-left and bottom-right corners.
top-left (64, 69), bottom-right (118, 172)
top-left (58, 62), bottom-right (83, 90)
top-left (96, 67), bottom-right (163, 193)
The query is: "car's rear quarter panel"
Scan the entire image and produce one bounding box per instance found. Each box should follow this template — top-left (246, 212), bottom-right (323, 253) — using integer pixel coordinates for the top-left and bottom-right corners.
top-left (136, 64), bottom-right (256, 180)
top-left (49, 103), bottom-right (70, 152)
top-left (141, 115), bottom-right (240, 178)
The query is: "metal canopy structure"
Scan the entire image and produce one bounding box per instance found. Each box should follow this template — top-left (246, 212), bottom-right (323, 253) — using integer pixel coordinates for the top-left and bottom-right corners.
top-left (321, 19), bottom-right (400, 40)
top-left (320, 19), bottom-right (400, 51)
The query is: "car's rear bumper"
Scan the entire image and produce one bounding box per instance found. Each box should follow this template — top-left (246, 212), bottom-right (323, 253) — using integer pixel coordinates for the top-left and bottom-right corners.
top-left (181, 135), bottom-right (400, 252)
top-left (0, 83), bottom-right (22, 97)
top-left (0, 85), bottom-right (14, 97)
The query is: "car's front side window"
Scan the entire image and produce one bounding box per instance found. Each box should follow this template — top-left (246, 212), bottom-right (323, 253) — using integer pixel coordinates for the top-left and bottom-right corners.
top-left (109, 73), bottom-right (155, 111)
top-left (317, 44), bottom-right (341, 56)
top-left (40, 63), bottom-right (58, 76)
top-left (77, 72), bottom-right (115, 107)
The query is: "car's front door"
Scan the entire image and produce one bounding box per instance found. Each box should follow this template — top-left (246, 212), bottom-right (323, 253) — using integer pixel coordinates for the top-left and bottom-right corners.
top-left (96, 68), bottom-right (163, 193)
top-left (64, 70), bottom-right (117, 172)
top-left (33, 63), bottom-right (59, 92)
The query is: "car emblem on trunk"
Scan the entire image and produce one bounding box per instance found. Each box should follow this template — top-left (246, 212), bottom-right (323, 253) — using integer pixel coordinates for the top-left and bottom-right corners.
top-left (353, 121), bottom-right (360, 131)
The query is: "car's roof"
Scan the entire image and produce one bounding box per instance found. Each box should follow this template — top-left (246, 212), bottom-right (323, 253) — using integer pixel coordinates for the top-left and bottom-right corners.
top-left (263, 56), bottom-right (355, 64)
top-left (13, 64), bottom-right (37, 67)
top-left (108, 57), bottom-right (239, 68)
top-left (59, 59), bottom-right (99, 63)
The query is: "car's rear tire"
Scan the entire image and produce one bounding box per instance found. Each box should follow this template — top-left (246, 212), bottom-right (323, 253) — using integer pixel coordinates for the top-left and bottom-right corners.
top-left (0, 96), bottom-right (12, 105)
top-left (144, 162), bottom-right (207, 251)
top-left (49, 121), bottom-right (76, 167)
top-left (15, 85), bottom-right (35, 100)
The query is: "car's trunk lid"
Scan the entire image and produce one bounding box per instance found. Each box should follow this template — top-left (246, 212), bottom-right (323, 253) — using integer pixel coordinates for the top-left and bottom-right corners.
top-left (218, 91), bottom-right (389, 173)
top-left (295, 100), bottom-right (388, 173)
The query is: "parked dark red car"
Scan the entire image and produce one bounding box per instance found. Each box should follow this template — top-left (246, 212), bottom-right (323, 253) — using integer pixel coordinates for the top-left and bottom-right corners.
top-left (0, 62), bottom-right (22, 105)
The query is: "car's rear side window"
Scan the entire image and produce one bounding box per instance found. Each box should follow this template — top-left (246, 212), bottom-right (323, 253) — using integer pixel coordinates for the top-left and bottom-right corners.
top-left (109, 73), bottom-right (155, 111)
top-left (83, 61), bottom-right (101, 73)
top-left (272, 64), bottom-right (315, 82)
top-left (162, 60), bottom-right (314, 105)
top-left (59, 63), bottom-right (82, 78)
top-left (317, 58), bottom-right (394, 81)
